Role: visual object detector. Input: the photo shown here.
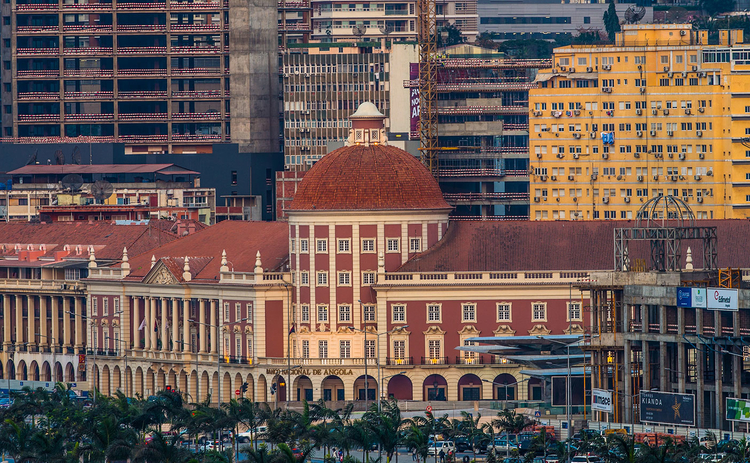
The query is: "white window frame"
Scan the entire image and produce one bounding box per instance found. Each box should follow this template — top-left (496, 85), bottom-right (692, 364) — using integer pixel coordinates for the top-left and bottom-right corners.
top-left (363, 304), bottom-right (376, 322)
top-left (246, 303), bottom-right (253, 321)
top-left (319, 340), bottom-right (328, 358)
top-left (365, 339), bottom-right (375, 358)
top-left (317, 304), bottom-right (328, 322)
top-left (497, 302), bottom-right (512, 322)
top-left (337, 271), bottom-right (351, 286)
top-left (301, 304), bottom-right (310, 322)
top-left (362, 238), bottom-right (376, 253)
top-left (316, 271), bottom-right (328, 286)
top-left (92, 297), bottom-right (98, 316)
top-left (532, 302), bottom-right (548, 322)
top-left (462, 303), bottom-right (477, 323)
top-left (301, 271), bottom-right (309, 286)
top-left (224, 302), bottom-right (230, 322)
top-left (235, 302), bottom-right (241, 322)
top-left (362, 272), bottom-right (376, 285)
top-left (113, 297), bottom-right (120, 315)
top-left (300, 239), bottom-right (309, 253)
top-left (338, 304), bottom-right (351, 322)
top-left (393, 340), bottom-right (406, 360)
top-left (428, 339), bottom-right (442, 361)
top-left (103, 298), bottom-right (109, 316)
top-left (392, 304), bottom-right (406, 323)
top-left (427, 303), bottom-right (441, 323)
top-left (386, 238), bottom-right (400, 253)
top-left (567, 301), bottom-right (582, 322)
top-left (339, 340), bottom-right (351, 358)
top-left (409, 237), bottom-right (421, 253)
top-left (302, 340), bottom-right (310, 358)
top-left (337, 239), bottom-right (351, 253)
top-left (316, 239), bottom-right (328, 253)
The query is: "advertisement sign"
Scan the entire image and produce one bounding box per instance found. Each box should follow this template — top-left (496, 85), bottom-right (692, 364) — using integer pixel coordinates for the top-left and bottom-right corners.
top-left (707, 288), bottom-right (738, 311)
top-left (640, 391), bottom-right (695, 426)
top-left (676, 287), bottom-right (707, 308)
top-left (409, 63), bottom-right (419, 140)
top-left (592, 388), bottom-right (613, 413)
top-left (727, 398), bottom-right (750, 422)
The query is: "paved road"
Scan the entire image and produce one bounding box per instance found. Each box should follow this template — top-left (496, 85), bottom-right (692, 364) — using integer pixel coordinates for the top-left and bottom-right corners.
top-left (232, 446), bottom-right (486, 462)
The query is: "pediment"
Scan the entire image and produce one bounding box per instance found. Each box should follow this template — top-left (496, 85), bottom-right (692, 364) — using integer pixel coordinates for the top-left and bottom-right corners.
top-left (457, 325), bottom-right (480, 336)
top-left (493, 325), bottom-right (516, 336)
top-left (423, 325), bottom-right (446, 335)
top-left (567, 323), bottom-right (584, 334)
top-left (142, 261), bottom-right (180, 285)
top-left (528, 324), bottom-right (551, 336)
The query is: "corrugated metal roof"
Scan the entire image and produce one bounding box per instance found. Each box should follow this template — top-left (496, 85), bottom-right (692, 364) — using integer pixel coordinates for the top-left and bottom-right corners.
top-left (8, 164), bottom-right (199, 176)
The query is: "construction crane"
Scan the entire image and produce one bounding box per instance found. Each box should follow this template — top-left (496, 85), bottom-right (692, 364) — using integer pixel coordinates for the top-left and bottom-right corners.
top-left (417, 0), bottom-right (439, 176)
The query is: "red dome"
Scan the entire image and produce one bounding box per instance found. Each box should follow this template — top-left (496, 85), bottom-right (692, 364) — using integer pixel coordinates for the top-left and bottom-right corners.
top-left (287, 144), bottom-right (451, 212)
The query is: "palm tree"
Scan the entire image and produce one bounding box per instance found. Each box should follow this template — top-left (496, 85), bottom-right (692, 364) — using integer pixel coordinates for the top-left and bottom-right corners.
top-left (600, 433), bottom-right (639, 463)
top-left (0, 419), bottom-right (42, 463)
top-left (364, 400), bottom-right (404, 463)
top-left (131, 430), bottom-right (192, 463)
top-left (492, 410), bottom-right (534, 435)
top-left (639, 436), bottom-right (676, 463)
top-left (459, 411), bottom-right (486, 462)
top-left (721, 437), bottom-right (750, 463)
top-left (404, 423), bottom-right (430, 463)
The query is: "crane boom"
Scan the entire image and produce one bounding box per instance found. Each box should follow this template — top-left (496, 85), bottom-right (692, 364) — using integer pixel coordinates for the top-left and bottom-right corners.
top-left (417, 0), bottom-right (438, 176)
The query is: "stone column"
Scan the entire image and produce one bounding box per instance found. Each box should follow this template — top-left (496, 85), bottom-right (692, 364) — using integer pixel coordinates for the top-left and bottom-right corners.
top-left (149, 297), bottom-right (157, 352)
top-left (643, 341), bottom-right (651, 390)
top-left (160, 298), bottom-right (168, 351)
top-left (199, 299), bottom-right (207, 353)
top-left (74, 297), bottom-right (83, 349)
top-left (15, 295), bottom-right (23, 346)
top-left (183, 299), bottom-right (190, 353)
top-left (210, 300), bottom-right (218, 354)
top-left (39, 296), bottom-right (48, 347)
top-left (27, 296), bottom-right (35, 349)
top-left (172, 298), bottom-right (179, 352)
top-left (3, 295), bottom-right (11, 348)
top-left (659, 341), bottom-right (668, 390)
top-left (133, 297), bottom-right (141, 351)
top-left (63, 297), bottom-right (71, 348)
top-left (51, 296), bottom-right (59, 350)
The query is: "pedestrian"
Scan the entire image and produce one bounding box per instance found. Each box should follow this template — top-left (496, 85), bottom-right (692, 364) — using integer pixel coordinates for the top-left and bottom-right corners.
top-left (439, 449), bottom-right (445, 463)
top-left (339, 449), bottom-right (344, 463)
top-left (412, 448), bottom-right (418, 462)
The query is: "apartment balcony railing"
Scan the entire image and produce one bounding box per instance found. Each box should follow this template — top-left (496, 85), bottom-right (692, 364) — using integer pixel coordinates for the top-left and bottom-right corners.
top-left (456, 356), bottom-right (484, 365)
top-left (443, 192), bottom-right (530, 203)
top-left (170, 67), bottom-right (227, 75)
top-left (404, 79), bottom-right (537, 91)
top-left (436, 168), bottom-right (505, 178)
top-left (17, 92), bottom-right (59, 100)
top-left (170, 24), bottom-right (222, 31)
top-left (503, 123), bottom-right (529, 131)
top-left (421, 356), bottom-right (449, 365)
top-left (171, 112), bottom-right (222, 120)
top-left (385, 357), bottom-right (413, 366)
top-left (64, 113), bottom-right (114, 120)
top-left (17, 69), bottom-right (60, 77)
top-left (280, 23), bottom-right (312, 31)
top-left (259, 357), bottom-right (377, 366)
top-left (118, 134), bottom-right (168, 142)
top-left (17, 48), bottom-right (58, 55)
top-left (63, 47), bottom-right (113, 55)
top-left (741, 328), bottom-right (750, 336)
top-left (170, 46), bottom-right (222, 54)
top-left (685, 324), bottom-right (697, 334)
top-left (0, 279), bottom-right (83, 292)
top-left (117, 68), bottom-right (167, 76)
top-left (667, 324), bottom-right (678, 333)
top-left (629, 321), bottom-right (642, 332)
top-left (171, 90), bottom-right (224, 97)
top-left (116, 24), bottom-right (167, 31)
top-left (118, 113), bottom-right (168, 120)
top-left (721, 326), bottom-right (735, 335)
top-left (220, 356), bottom-right (250, 364)
top-left (64, 91), bottom-right (114, 99)
top-left (61, 3), bottom-right (112, 9)
top-left (18, 114), bottom-right (60, 121)
top-left (115, 2), bottom-right (166, 8)
top-left (62, 24), bottom-right (113, 31)
top-left (437, 105), bottom-right (528, 116)
top-left (14, 3), bottom-right (57, 10)
top-left (118, 90), bottom-right (168, 98)
top-left (505, 169), bottom-right (530, 177)
top-left (647, 323), bottom-right (660, 333)
top-left (279, 0), bottom-right (310, 7)
top-left (170, 1), bottom-right (222, 8)
top-left (63, 69), bottom-right (114, 77)
top-left (703, 326), bottom-right (716, 336)
top-left (117, 46), bottom-right (168, 54)
top-left (17, 25), bottom-right (58, 31)
top-left (171, 133), bottom-right (222, 141)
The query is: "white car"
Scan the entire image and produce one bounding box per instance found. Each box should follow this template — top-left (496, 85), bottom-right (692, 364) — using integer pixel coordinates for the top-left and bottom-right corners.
top-left (237, 426), bottom-right (267, 443)
top-left (427, 441), bottom-right (456, 456)
top-left (200, 442), bottom-right (215, 452)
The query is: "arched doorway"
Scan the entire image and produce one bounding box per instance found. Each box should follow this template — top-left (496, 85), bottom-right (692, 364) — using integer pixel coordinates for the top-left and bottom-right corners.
top-left (493, 373), bottom-right (518, 400)
top-left (113, 366), bottom-right (122, 393)
top-left (0, 361), bottom-right (4, 380)
top-left (353, 375), bottom-right (377, 401)
top-left (222, 372), bottom-right (232, 403)
top-left (321, 375), bottom-right (344, 402)
top-left (386, 374), bottom-right (412, 400)
top-left (244, 374), bottom-right (254, 401)
top-left (458, 374), bottom-right (482, 401)
top-left (256, 374), bottom-right (267, 403)
top-left (234, 373), bottom-right (244, 401)
top-left (201, 371), bottom-right (210, 403)
top-left (42, 362), bottom-right (51, 382)
top-left (125, 366), bottom-right (133, 397)
top-left (102, 365), bottom-right (111, 395)
top-left (17, 361), bottom-right (27, 381)
top-left (54, 362), bottom-right (63, 383)
top-left (135, 367), bottom-right (144, 397)
top-left (294, 375), bottom-right (313, 402)
top-left (272, 374), bottom-right (286, 402)
top-left (146, 368), bottom-right (156, 397)
top-left (65, 362), bottom-right (74, 382)
top-left (179, 370), bottom-right (188, 396)
top-left (210, 372), bottom-right (219, 405)
top-left (29, 361), bottom-right (39, 382)
top-left (5, 360), bottom-right (14, 380)
top-left (423, 374), bottom-right (447, 401)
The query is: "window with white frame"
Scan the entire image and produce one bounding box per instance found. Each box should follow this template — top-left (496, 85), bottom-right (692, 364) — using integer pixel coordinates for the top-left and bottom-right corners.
top-left (235, 303), bottom-right (242, 322)
top-left (363, 304), bottom-right (376, 322)
top-left (302, 340), bottom-right (310, 358)
top-left (236, 337), bottom-right (242, 358)
top-left (392, 304), bottom-right (405, 322)
top-left (316, 239), bottom-right (328, 253)
top-left (497, 303), bottom-right (512, 322)
top-left (247, 337), bottom-right (253, 359)
top-left (291, 239), bottom-right (296, 253)
top-left (338, 305), bottom-right (351, 322)
top-left (339, 340), bottom-right (351, 358)
top-left (64, 268), bottom-right (81, 280)
top-left (409, 238), bottom-right (421, 252)
top-left (462, 303), bottom-right (476, 322)
top-left (337, 239), bottom-right (350, 253)
top-left (362, 238), bottom-right (375, 252)
top-left (317, 305), bottom-right (328, 322)
top-left (224, 302), bottom-right (230, 321)
top-left (103, 298), bottom-right (109, 316)
top-left (246, 303), bottom-right (253, 321)
top-left (301, 271), bottom-right (309, 286)
top-left (393, 340), bottom-right (405, 360)
top-left (114, 297), bottom-right (120, 314)
top-left (568, 302), bottom-right (582, 321)
top-left (427, 304), bottom-right (441, 322)
top-left (428, 339), bottom-right (441, 359)
top-left (338, 272), bottom-right (351, 286)
top-left (92, 297), bottom-right (98, 316)
top-left (319, 340), bottom-right (328, 358)
top-left (362, 272), bottom-right (375, 285)
top-left (316, 271), bottom-right (328, 286)
top-left (300, 239), bottom-right (309, 253)
top-left (532, 302), bottom-right (547, 322)
top-left (463, 339), bottom-right (476, 359)
top-left (365, 340), bottom-right (375, 358)
top-left (386, 238), bottom-right (399, 252)
top-left (301, 304), bottom-right (310, 322)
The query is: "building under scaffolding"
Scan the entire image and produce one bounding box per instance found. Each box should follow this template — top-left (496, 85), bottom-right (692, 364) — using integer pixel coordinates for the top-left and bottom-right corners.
top-left (582, 196), bottom-right (750, 431)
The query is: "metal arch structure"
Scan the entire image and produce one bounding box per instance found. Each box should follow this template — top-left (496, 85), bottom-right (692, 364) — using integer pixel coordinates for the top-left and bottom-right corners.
top-left (417, 0), bottom-right (438, 177)
top-left (614, 195), bottom-right (717, 272)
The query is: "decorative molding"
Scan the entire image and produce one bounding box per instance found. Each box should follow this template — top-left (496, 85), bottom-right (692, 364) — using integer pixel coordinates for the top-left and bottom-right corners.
top-left (318, 322), bottom-right (327, 332)
top-left (143, 262), bottom-right (179, 285)
top-left (423, 325), bottom-right (446, 336)
top-left (233, 325), bottom-right (241, 333)
top-left (493, 325), bottom-right (516, 336)
top-left (111, 319), bottom-right (119, 327)
top-left (100, 319), bottom-right (109, 326)
top-left (298, 326), bottom-right (311, 334)
top-left (567, 323), bottom-right (584, 334)
top-left (457, 325), bottom-right (480, 336)
top-left (337, 326), bottom-right (354, 334)
top-left (528, 324), bottom-right (551, 336)
top-left (244, 325), bottom-right (253, 334)
top-left (391, 327), bottom-right (411, 336)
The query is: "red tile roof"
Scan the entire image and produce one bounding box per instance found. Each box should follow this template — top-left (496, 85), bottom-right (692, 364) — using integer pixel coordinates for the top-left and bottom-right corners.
top-left (0, 221), bottom-right (178, 260)
top-left (398, 219), bottom-right (750, 272)
top-left (125, 221), bottom-right (289, 281)
top-left (286, 144), bottom-right (451, 212)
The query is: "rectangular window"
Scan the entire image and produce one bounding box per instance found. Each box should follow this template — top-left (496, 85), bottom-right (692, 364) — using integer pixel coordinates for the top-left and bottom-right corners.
top-left (301, 304), bottom-right (310, 322)
top-left (362, 272), bottom-right (375, 285)
top-left (365, 340), bottom-right (375, 358)
top-left (428, 339), bottom-right (441, 359)
top-left (247, 337), bottom-right (253, 359)
top-left (301, 271), bottom-right (309, 285)
top-left (317, 305), bottom-right (328, 322)
top-left (92, 297), bottom-right (98, 316)
top-left (246, 303), bottom-right (253, 321)
top-left (409, 238), bottom-right (421, 252)
top-left (300, 239), bottom-right (309, 253)
top-left (392, 304), bottom-right (405, 322)
top-left (362, 239), bottom-right (375, 252)
top-left (568, 302), bottom-right (582, 321)
top-left (235, 303), bottom-right (241, 322)
top-left (338, 272), bottom-right (351, 286)
top-left (497, 303), bottom-right (511, 322)
top-left (316, 272), bottom-right (328, 286)
top-left (319, 340), bottom-right (328, 358)
top-left (114, 297), bottom-right (120, 315)
top-left (393, 340), bottom-right (405, 360)
top-left (386, 238), bottom-right (399, 252)
top-left (338, 305), bottom-right (351, 322)
top-left (363, 304), bottom-right (376, 322)
top-left (339, 340), bottom-right (351, 358)
top-left (224, 302), bottom-right (230, 321)
top-left (532, 303), bottom-right (547, 321)
top-left (236, 337), bottom-right (242, 358)
top-left (337, 239), bottom-right (350, 253)
top-left (103, 298), bottom-right (109, 316)
top-left (428, 304), bottom-right (441, 322)
top-left (316, 239), bottom-right (328, 253)
top-left (302, 340), bottom-right (310, 358)
top-left (462, 303), bottom-right (476, 322)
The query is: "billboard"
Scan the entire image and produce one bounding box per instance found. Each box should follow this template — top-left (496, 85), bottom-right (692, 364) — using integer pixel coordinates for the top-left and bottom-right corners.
top-left (640, 391), bottom-right (695, 426)
top-left (409, 63), bottom-right (419, 139)
top-left (727, 398), bottom-right (750, 422)
top-left (707, 288), bottom-right (738, 311)
top-left (592, 388), bottom-right (613, 413)
top-left (676, 287), bottom-right (707, 308)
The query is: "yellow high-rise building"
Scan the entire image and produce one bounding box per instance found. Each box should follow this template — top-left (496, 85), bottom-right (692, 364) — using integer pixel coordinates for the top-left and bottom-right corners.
top-left (528, 23), bottom-right (750, 221)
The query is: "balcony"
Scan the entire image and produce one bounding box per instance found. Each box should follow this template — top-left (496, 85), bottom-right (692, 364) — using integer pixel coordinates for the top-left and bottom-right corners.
top-left (63, 47), bottom-right (114, 55)
top-left (63, 69), bottom-right (114, 77)
top-left (385, 357), bottom-right (413, 366)
top-left (171, 133), bottom-right (221, 141)
top-left (116, 68), bottom-right (167, 76)
top-left (62, 24), bottom-right (113, 32)
top-left (118, 134), bottom-right (168, 142)
top-left (442, 192), bottom-right (530, 203)
top-left (17, 92), bottom-right (59, 100)
top-left (278, 0), bottom-right (310, 7)
top-left (170, 46), bottom-right (222, 54)
top-left (61, 3), bottom-right (112, 9)
top-left (17, 48), bottom-right (58, 55)
top-left (170, 67), bottom-right (226, 75)
top-left (118, 112), bottom-right (168, 120)
top-left (170, 24), bottom-right (222, 31)
top-left (118, 90), bottom-right (168, 98)
top-left (17, 69), bottom-right (60, 77)
top-left (170, 1), bottom-right (222, 8)
top-left (64, 91), bottom-right (114, 99)
top-left (421, 356), bottom-right (449, 365)
top-left (220, 355), bottom-right (251, 364)
top-left (436, 168), bottom-right (505, 178)
top-left (0, 279), bottom-right (83, 292)
top-left (17, 25), bottom-right (59, 32)
top-left (14, 3), bottom-right (57, 10)
top-left (456, 356), bottom-right (484, 365)
top-left (116, 24), bottom-right (167, 31)
top-left (18, 114), bottom-right (60, 121)
top-left (171, 112), bottom-right (222, 120)
top-left (115, 2), bottom-right (166, 8)
top-left (259, 357), bottom-right (377, 367)
top-left (64, 113), bottom-right (114, 120)
top-left (117, 47), bottom-right (168, 54)
top-left (280, 23), bottom-right (312, 31)
top-left (171, 90), bottom-right (225, 97)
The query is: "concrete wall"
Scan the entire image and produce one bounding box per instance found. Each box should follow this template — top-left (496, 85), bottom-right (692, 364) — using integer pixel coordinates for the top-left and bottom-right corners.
top-left (389, 43), bottom-right (419, 135)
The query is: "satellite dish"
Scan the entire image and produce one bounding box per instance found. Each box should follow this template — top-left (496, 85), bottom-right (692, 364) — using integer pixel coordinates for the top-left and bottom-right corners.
top-left (55, 149), bottom-right (65, 165)
top-left (352, 25), bottom-right (366, 38)
top-left (91, 180), bottom-right (114, 203)
top-left (26, 149), bottom-right (38, 165)
top-left (61, 174), bottom-right (84, 191)
top-left (624, 6), bottom-right (646, 24)
top-left (71, 146), bottom-right (82, 165)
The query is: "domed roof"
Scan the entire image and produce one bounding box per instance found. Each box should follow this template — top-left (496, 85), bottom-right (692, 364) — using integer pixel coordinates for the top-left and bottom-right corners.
top-left (350, 102), bottom-right (385, 119)
top-left (286, 144), bottom-right (451, 212)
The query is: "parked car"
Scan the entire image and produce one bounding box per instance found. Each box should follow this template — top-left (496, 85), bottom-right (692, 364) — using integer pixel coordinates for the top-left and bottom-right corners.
top-left (544, 454), bottom-right (560, 463)
top-left (487, 437), bottom-right (517, 453)
top-left (237, 426), bottom-right (267, 443)
top-left (427, 441), bottom-right (457, 456)
top-left (571, 456), bottom-right (602, 463)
